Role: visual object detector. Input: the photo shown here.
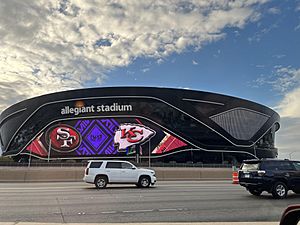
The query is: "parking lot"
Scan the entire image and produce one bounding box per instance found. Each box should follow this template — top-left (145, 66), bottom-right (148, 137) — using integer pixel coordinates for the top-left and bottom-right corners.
top-left (0, 181), bottom-right (299, 223)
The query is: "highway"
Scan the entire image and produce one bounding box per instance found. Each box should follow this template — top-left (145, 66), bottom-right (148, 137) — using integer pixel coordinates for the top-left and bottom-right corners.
top-left (0, 181), bottom-right (299, 223)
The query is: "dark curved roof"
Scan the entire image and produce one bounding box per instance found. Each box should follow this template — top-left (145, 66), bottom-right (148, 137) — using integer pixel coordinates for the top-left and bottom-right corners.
top-left (1, 86), bottom-right (277, 117)
top-left (0, 87), bottom-right (280, 156)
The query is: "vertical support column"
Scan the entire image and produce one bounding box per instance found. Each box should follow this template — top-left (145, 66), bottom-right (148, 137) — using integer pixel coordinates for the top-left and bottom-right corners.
top-left (135, 144), bottom-right (140, 164)
top-left (148, 140), bottom-right (151, 168)
top-left (47, 139), bottom-right (52, 163)
top-left (28, 143), bottom-right (32, 167)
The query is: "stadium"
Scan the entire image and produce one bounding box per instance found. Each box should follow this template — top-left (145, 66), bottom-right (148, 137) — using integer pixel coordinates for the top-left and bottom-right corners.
top-left (0, 87), bottom-right (280, 164)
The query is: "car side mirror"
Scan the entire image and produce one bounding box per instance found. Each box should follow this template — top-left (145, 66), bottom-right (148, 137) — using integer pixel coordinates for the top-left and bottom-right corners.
top-left (132, 167), bottom-right (136, 170)
top-left (280, 205), bottom-right (300, 225)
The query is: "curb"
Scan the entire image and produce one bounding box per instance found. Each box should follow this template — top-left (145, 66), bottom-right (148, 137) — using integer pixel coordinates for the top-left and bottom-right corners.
top-left (0, 222), bottom-right (279, 225)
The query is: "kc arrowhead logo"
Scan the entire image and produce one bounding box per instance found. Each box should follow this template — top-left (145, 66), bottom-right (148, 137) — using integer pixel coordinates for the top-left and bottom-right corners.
top-left (114, 123), bottom-right (156, 151)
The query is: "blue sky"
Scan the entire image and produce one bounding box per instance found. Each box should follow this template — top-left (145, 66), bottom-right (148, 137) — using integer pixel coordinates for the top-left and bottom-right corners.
top-left (105, 0), bottom-right (300, 107)
top-left (0, 0), bottom-right (300, 158)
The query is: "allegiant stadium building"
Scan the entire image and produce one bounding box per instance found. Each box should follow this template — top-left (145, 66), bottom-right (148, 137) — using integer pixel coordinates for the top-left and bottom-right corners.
top-left (0, 87), bottom-right (280, 164)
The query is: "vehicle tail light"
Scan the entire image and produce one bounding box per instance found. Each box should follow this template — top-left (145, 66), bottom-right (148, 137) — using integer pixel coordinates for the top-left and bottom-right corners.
top-left (257, 170), bottom-right (265, 176)
top-left (85, 168), bottom-right (89, 175)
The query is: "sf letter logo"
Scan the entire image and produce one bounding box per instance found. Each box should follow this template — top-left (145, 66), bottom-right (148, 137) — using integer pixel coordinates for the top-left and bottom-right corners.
top-left (56, 127), bottom-right (76, 147)
top-left (48, 124), bottom-right (81, 152)
top-left (121, 127), bottom-right (144, 143)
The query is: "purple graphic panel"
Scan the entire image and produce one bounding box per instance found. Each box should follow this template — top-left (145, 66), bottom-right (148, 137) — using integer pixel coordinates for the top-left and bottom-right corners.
top-left (86, 124), bottom-right (108, 150)
top-left (74, 119), bottom-right (120, 156)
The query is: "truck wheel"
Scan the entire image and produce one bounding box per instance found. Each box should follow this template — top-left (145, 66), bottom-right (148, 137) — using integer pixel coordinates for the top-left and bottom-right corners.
top-left (272, 182), bottom-right (288, 199)
top-left (138, 176), bottom-right (150, 188)
top-left (94, 176), bottom-right (108, 189)
top-left (248, 189), bottom-right (262, 196)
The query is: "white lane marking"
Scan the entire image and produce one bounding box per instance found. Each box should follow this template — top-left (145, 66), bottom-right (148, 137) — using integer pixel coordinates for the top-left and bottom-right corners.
top-left (122, 208), bottom-right (187, 213)
top-left (101, 211), bottom-right (117, 214)
top-left (158, 208), bottom-right (178, 212)
top-left (123, 209), bottom-right (154, 213)
top-left (163, 182), bottom-right (234, 186)
top-left (0, 186), bottom-right (90, 190)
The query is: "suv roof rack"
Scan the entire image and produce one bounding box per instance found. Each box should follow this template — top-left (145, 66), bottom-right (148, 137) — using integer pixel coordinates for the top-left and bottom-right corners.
top-left (243, 158), bottom-right (289, 162)
top-left (260, 158), bottom-right (289, 161)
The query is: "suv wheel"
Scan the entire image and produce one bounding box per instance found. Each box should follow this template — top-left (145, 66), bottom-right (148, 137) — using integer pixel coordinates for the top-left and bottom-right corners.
top-left (94, 176), bottom-right (108, 189)
top-left (138, 176), bottom-right (150, 188)
top-left (272, 182), bottom-right (288, 199)
top-left (248, 189), bottom-right (262, 196)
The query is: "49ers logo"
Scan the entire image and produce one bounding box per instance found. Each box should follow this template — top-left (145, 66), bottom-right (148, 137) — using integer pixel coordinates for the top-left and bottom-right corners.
top-left (114, 124), bottom-right (156, 150)
top-left (47, 124), bottom-right (81, 153)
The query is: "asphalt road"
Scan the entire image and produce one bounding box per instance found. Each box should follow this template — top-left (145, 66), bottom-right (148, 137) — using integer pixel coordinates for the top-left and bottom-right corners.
top-left (0, 181), bottom-right (299, 223)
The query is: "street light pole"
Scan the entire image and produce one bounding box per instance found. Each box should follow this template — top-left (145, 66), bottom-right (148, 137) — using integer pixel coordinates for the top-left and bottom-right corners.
top-left (47, 139), bottom-right (51, 163)
top-left (148, 140), bottom-right (151, 168)
top-left (250, 141), bottom-right (257, 159)
top-left (28, 143), bottom-right (32, 168)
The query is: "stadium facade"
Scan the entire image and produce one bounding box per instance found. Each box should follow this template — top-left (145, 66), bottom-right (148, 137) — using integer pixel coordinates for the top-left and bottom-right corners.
top-left (0, 87), bottom-right (280, 164)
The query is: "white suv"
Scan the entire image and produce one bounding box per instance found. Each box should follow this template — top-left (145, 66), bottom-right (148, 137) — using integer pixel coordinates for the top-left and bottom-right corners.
top-left (83, 160), bottom-right (156, 189)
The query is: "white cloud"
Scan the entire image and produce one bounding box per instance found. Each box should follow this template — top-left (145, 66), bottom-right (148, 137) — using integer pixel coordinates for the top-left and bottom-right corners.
top-left (141, 68), bottom-right (150, 73)
top-left (267, 7), bottom-right (281, 15)
top-left (254, 66), bottom-right (300, 94)
top-left (192, 60), bottom-right (198, 65)
top-left (254, 66), bottom-right (300, 159)
top-left (248, 22), bottom-right (278, 42)
top-left (255, 64), bottom-right (265, 68)
top-left (276, 86), bottom-right (300, 118)
top-left (277, 117), bottom-right (300, 160)
top-left (255, 66), bottom-right (300, 117)
top-left (0, 0), bottom-right (268, 112)
top-left (233, 30), bottom-right (240, 36)
top-left (272, 54), bottom-right (286, 59)
top-left (272, 66), bottom-right (300, 160)
top-left (156, 59), bottom-right (164, 64)
top-left (293, 4), bottom-right (300, 30)
top-left (273, 67), bottom-right (300, 93)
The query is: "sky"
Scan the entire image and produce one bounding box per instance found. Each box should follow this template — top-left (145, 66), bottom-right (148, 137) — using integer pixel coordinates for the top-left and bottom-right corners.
top-left (0, 0), bottom-right (299, 159)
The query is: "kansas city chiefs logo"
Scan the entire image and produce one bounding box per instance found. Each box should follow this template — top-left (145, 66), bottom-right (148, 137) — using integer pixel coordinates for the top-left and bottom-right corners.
top-left (114, 123), bottom-right (156, 150)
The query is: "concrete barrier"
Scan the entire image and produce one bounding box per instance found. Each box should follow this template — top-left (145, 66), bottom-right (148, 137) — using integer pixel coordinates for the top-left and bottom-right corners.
top-left (153, 167), bottom-right (232, 180)
top-left (0, 167), bottom-right (232, 182)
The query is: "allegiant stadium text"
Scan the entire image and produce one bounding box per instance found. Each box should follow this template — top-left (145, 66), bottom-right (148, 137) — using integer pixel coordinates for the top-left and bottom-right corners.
top-left (61, 103), bottom-right (133, 115)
